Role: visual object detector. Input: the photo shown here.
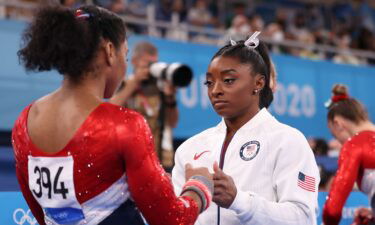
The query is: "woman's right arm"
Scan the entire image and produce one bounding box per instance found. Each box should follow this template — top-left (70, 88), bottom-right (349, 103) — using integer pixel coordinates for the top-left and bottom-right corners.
top-left (116, 111), bottom-right (210, 225)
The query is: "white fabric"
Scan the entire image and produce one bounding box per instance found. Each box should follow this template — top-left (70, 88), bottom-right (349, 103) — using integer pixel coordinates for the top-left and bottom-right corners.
top-left (361, 169), bottom-right (375, 202)
top-left (172, 108), bottom-right (320, 225)
top-left (79, 174), bottom-right (129, 225)
top-left (28, 156), bottom-right (81, 210)
top-left (44, 174), bottom-right (128, 225)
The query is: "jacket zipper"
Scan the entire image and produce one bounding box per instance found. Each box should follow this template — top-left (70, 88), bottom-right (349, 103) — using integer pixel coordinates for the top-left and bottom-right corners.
top-left (217, 133), bottom-right (235, 225)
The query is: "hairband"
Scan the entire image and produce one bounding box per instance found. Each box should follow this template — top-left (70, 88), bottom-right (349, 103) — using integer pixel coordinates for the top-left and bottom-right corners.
top-left (230, 31), bottom-right (261, 49)
top-left (75, 9), bottom-right (90, 20)
top-left (324, 94), bottom-right (349, 108)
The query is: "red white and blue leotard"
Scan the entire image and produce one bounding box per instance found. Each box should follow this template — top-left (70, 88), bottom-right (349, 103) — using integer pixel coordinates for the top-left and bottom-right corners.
top-left (323, 131), bottom-right (375, 225)
top-left (12, 102), bottom-right (198, 225)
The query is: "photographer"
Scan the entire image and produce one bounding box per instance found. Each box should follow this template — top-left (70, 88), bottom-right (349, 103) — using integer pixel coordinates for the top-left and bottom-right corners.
top-left (110, 41), bottom-right (178, 169)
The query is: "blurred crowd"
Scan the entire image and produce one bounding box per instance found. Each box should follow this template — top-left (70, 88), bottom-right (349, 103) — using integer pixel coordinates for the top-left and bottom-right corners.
top-left (3, 0), bottom-right (375, 66)
top-left (308, 137), bottom-right (343, 191)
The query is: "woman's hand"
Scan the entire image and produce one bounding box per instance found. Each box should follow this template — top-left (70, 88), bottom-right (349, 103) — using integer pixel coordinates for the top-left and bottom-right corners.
top-left (352, 207), bottom-right (374, 225)
top-left (185, 163), bottom-right (212, 181)
top-left (212, 162), bottom-right (237, 208)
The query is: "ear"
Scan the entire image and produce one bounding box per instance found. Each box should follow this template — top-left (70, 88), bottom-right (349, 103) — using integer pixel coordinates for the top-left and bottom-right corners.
top-left (104, 41), bottom-right (116, 66)
top-left (254, 74), bottom-right (266, 91)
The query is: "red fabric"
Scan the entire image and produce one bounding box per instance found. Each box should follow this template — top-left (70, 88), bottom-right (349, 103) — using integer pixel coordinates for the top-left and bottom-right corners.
top-left (12, 102), bottom-right (198, 225)
top-left (323, 131), bottom-right (375, 225)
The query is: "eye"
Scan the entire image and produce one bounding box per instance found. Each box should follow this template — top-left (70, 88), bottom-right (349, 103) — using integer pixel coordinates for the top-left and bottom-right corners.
top-left (224, 78), bottom-right (236, 84)
top-left (204, 80), bottom-right (213, 87)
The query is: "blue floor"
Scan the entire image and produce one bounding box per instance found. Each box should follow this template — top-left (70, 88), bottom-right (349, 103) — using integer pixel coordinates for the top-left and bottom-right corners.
top-left (0, 146), bottom-right (19, 191)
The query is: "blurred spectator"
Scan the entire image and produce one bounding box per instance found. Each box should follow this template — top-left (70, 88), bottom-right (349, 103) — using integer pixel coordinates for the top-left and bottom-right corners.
top-left (304, 3), bottom-right (324, 31)
top-left (221, 14), bottom-right (251, 43)
top-left (108, 0), bottom-right (126, 14)
top-left (224, 1), bottom-right (250, 28)
top-left (249, 14), bottom-right (264, 32)
top-left (171, 0), bottom-right (187, 22)
top-left (352, 0), bottom-right (375, 31)
top-left (297, 32), bottom-right (324, 60)
top-left (60, 0), bottom-right (80, 8)
top-left (127, 0), bottom-right (151, 18)
top-left (93, 0), bottom-right (125, 14)
top-left (156, 0), bottom-right (173, 22)
top-left (263, 22), bottom-right (285, 53)
top-left (165, 0), bottom-right (189, 40)
top-left (313, 138), bottom-right (329, 156)
top-left (328, 139), bottom-right (342, 157)
top-left (333, 32), bottom-right (361, 65)
top-left (187, 0), bottom-right (215, 28)
top-left (264, 22), bottom-right (285, 42)
top-left (5, 0), bottom-right (40, 20)
top-left (318, 165), bottom-right (334, 191)
top-left (288, 11), bottom-right (309, 40)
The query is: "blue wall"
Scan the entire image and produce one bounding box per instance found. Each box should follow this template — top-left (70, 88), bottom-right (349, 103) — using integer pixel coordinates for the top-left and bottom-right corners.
top-left (1, 19), bottom-right (375, 139)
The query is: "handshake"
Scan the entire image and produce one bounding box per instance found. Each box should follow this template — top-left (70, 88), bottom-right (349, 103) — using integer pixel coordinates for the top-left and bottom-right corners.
top-left (184, 162), bottom-right (237, 209)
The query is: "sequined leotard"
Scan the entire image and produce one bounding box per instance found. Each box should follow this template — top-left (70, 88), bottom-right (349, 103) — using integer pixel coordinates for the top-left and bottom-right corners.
top-left (12, 102), bottom-right (198, 225)
top-left (323, 131), bottom-right (375, 225)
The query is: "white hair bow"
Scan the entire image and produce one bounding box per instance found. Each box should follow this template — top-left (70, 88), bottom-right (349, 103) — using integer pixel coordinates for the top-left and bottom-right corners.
top-left (230, 31), bottom-right (261, 49)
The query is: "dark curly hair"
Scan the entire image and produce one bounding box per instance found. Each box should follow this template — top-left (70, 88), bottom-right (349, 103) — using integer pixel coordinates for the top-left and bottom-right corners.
top-left (211, 41), bottom-right (273, 109)
top-left (18, 5), bottom-right (126, 82)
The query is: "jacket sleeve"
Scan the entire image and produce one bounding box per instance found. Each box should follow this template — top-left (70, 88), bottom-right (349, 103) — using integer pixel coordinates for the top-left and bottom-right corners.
top-left (228, 129), bottom-right (320, 225)
top-left (117, 110), bottom-right (199, 225)
top-left (322, 140), bottom-right (361, 225)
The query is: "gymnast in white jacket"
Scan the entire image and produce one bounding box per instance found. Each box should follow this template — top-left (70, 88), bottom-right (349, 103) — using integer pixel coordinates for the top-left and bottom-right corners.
top-left (172, 33), bottom-right (320, 225)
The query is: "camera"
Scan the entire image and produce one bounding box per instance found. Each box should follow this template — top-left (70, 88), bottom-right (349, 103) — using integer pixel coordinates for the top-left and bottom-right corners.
top-left (149, 62), bottom-right (193, 88)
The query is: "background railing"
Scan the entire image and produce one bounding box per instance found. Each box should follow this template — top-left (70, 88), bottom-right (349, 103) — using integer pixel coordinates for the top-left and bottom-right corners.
top-left (1, 0), bottom-right (375, 63)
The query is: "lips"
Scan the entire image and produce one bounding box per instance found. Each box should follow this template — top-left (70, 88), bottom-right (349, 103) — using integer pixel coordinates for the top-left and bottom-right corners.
top-left (212, 100), bottom-right (229, 107)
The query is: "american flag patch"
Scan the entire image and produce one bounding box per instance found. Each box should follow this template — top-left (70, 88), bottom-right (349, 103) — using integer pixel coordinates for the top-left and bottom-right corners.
top-left (298, 172), bottom-right (315, 192)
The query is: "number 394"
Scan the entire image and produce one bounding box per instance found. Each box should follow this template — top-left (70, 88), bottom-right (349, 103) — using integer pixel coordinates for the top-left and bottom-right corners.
top-left (32, 166), bottom-right (69, 199)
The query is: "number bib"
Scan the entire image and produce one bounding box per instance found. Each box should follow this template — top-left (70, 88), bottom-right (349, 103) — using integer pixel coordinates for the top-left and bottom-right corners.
top-left (28, 156), bottom-right (84, 224)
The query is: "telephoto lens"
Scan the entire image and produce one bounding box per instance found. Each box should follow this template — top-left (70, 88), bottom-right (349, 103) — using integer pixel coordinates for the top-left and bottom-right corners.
top-left (149, 62), bottom-right (193, 87)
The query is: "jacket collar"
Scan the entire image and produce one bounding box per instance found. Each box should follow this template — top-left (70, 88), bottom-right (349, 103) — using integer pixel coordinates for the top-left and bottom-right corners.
top-left (216, 108), bottom-right (274, 133)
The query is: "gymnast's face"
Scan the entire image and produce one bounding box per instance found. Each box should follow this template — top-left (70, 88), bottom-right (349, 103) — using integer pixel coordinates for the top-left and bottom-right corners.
top-left (327, 116), bottom-right (351, 144)
top-left (205, 56), bottom-right (261, 119)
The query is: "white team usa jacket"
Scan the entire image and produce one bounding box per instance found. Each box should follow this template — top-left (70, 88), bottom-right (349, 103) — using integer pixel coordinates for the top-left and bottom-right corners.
top-left (172, 108), bottom-right (320, 225)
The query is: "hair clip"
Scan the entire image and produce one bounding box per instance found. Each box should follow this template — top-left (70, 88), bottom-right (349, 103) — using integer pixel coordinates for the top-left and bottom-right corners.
top-left (324, 99), bottom-right (332, 108)
top-left (230, 37), bottom-right (237, 46)
top-left (244, 31), bottom-right (261, 49)
top-left (75, 9), bottom-right (90, 20)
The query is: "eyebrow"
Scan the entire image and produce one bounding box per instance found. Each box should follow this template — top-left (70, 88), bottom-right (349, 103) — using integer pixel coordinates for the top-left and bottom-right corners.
top-left (220, 69), bottom-right (238, 74)
top-left (206, 69), bottom-right (239, 77)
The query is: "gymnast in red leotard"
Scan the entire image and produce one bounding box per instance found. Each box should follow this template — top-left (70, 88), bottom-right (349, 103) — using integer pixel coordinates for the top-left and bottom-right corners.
top-left (12, 5), bottom-right (213, 225)
top-left (322, 84), bottom-right (375, 225)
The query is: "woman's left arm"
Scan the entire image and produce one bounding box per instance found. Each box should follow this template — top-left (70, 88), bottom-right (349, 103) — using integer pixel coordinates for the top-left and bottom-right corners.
top-left (322, 141), bottom-right (361, 225)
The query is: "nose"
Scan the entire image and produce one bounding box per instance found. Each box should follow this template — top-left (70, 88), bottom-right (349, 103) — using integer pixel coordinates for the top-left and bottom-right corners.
top-left (210, 81), bottom-right (224, 98)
